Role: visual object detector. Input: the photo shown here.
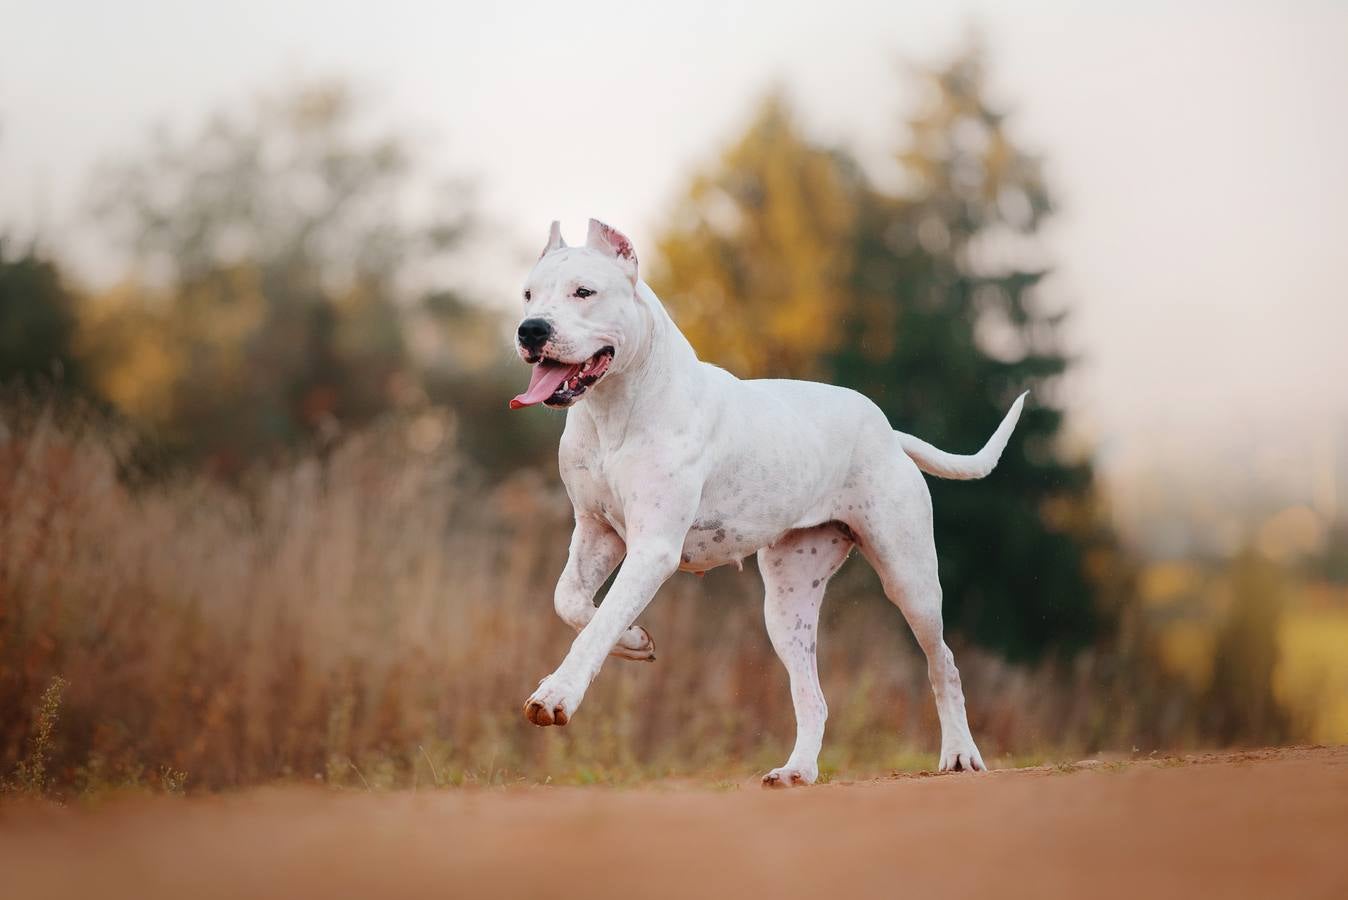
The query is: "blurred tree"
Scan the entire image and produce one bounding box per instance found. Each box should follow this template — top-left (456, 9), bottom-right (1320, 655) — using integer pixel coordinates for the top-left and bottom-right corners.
top-left (0, 241), bottom-right (84, 388)
top-left (82, 83), bottom-right (481, 473)
top-left (650, 95), bottom-right (863, 379)
top-left (834, 44), bottom-right (1121, 660)
top-left (655, 44), bottom-right (1125, 660)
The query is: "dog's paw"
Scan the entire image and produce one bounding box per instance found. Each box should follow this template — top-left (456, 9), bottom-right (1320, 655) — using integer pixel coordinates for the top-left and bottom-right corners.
top-left (938, 744), bottom-right (987, 773)
top-left (523, 675), bottom-right (582, 727)
top-left (761, 765), bottom-right (817, 789)
top-left (609, 624), bottom-right (656, 662)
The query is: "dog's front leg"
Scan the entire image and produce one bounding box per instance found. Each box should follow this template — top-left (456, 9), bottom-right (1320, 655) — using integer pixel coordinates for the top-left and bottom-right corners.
top-left (554, 516), bottom-right (656, 661)
top-left (524, 529), bottom-right (685, 727)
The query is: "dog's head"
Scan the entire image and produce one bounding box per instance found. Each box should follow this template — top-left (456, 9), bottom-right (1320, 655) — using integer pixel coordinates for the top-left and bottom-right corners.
top-left (509, 219), bottom-right (642, 409)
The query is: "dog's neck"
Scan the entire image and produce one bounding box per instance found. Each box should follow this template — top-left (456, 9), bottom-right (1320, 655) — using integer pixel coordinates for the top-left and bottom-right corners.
top-left (573, 280), bottom-right (699, 441)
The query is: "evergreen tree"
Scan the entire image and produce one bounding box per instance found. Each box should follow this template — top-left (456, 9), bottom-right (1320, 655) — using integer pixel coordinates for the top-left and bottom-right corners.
top-left (655, 46), bottom-right (1124, 659)
top-left (831, 44), bottom-right (1114, 659)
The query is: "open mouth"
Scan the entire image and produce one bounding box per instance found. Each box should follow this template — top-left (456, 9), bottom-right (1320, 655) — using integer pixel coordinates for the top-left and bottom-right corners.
top-left (509, 346), bottom-right (615, 409)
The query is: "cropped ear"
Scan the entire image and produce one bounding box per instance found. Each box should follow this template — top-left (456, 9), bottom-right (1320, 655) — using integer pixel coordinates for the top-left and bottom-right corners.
top-left (585, 218), bottom-right (637, 283)
top-left (540, 220), bottom-right (567, 258)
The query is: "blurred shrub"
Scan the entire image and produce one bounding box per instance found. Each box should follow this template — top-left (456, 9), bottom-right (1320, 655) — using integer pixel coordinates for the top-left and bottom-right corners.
top-left (1203, 552), bottom-right (1289, 744)
top-left (0, 241), bottom-right (84, 389)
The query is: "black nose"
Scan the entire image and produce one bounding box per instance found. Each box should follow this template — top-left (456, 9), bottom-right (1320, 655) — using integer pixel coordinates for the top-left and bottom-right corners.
top-left (517, 318), bottom-right (553, 352)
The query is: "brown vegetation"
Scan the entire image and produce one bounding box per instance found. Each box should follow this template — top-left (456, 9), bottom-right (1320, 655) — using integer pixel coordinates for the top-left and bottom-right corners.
top-left (3, 396), bottom-right (1218, 795)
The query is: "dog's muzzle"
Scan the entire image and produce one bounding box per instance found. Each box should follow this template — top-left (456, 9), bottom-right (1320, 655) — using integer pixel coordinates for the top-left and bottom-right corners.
top-left (510, 346), bottom-right (615, 409)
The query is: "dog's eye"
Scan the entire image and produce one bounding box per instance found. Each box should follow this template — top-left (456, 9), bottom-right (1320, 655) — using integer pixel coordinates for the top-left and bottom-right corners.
top-left (574, 287), bottom-right (595, 299)
top-left (523, 290), bottom-right (531, 301)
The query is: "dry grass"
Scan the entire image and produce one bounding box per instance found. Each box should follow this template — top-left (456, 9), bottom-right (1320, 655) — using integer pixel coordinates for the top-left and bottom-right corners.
top-left (0, 395), bottom-right (1217, 796)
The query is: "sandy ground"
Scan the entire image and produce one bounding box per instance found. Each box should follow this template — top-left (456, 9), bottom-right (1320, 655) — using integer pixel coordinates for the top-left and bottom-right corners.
top-left (2, 746), bottom-right (1345, 900)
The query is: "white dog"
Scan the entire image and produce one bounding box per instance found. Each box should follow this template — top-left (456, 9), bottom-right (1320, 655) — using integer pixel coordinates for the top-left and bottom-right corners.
top-left (511, 219), bottom-right (1026, 785)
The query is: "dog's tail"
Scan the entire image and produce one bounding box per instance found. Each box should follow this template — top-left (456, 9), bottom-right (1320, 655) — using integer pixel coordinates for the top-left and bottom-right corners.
top-left (896, 392), bottom-right (1028, 480)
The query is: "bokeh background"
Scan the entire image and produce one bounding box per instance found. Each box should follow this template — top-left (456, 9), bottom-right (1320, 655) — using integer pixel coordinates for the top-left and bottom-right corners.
top-left (2, 2), bottom-right (1346, 794)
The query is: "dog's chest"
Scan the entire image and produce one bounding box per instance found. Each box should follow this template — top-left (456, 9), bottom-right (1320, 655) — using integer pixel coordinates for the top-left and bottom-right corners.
top-left (560, 414), bottom-right (805, 573)
top-left (559, 439), bottom-right (642, 538)
top-left (562, 448), bottom-right (759, 563)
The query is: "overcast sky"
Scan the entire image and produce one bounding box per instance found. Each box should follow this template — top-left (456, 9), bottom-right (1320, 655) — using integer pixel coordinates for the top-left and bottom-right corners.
top-left (2, 0), bottom-right (1346, 478)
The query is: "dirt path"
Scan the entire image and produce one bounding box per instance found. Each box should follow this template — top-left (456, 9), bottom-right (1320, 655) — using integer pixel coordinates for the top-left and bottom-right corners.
top-left (3, 746), bottom-right (1345, 899)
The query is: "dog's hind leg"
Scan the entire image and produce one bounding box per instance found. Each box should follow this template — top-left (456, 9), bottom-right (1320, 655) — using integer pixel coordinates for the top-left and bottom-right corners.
top-left (849, 454), bottom-right (986, 773)
top-left (554, 516), bottom-right (656, 662)
top-left (758, 525), bottom-right (853, 788)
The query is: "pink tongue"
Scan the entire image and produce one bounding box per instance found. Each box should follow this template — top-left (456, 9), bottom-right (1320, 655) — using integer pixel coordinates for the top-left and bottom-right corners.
top-left (510, 360), bottom-right (582, 409)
